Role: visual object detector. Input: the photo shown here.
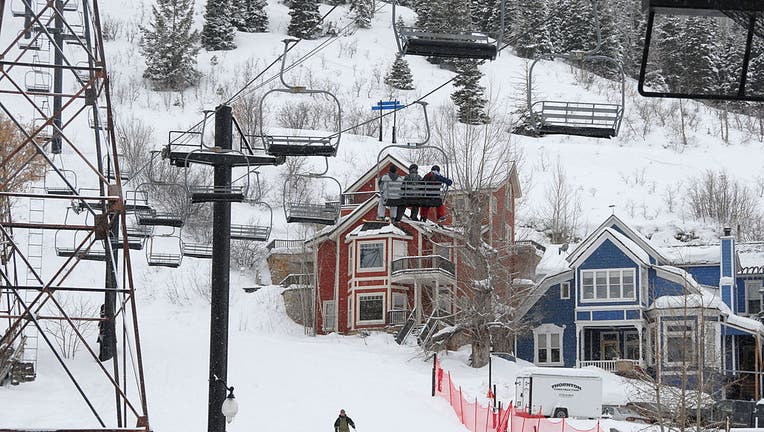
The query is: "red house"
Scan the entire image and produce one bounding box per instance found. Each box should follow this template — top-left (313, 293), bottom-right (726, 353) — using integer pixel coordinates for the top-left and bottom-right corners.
top-left (309, 155), bottom-right (521, 334)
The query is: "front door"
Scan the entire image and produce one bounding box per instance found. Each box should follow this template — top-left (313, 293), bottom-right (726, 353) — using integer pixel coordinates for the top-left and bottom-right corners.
top-left (323, 300), bottom-right (336, 332)
top-left (600, 332), bottom-right (620, 360)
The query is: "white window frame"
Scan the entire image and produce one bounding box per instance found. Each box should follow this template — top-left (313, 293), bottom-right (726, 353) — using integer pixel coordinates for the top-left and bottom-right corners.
top-left (580, 268), bottom-right (636, 302)
top-left (348, 243), bottom-right (354, 275)
top-left (348, 296), bottom-right (353, 328)
top-left (533, 323), bottom-right (565, 366)
top-left (393, 240), bottom-right (407, 261)
top-left (357, 293), bottom-right (385, 324)
top-left (663, 321), bottom-right (697, 367)
top-left (745, 280), bottom-right (762, 315)
top-left (560, 282), bottom-right (570, 299)
top-left (357, 240), bottom-right (385, 272)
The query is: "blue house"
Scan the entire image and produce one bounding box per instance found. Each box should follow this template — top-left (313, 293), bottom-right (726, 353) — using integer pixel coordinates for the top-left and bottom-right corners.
top-left (515, 215), bottom-right (764, 400)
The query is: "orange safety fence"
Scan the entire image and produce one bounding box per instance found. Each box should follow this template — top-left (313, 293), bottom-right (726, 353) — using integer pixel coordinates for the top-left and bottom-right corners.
top-left (434, 357), bottom-right (510, 432)
top-left (434, 358), bottom-right (603, 432)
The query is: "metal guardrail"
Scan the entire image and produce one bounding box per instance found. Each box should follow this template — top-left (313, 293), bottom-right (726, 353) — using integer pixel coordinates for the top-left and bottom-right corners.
top-left (280, 273), bottom-right (314, 288)
top-left (387, 309), bottom-right (411, 326)
top-left (391, 255), bottom-right (455, 277)
top-left (399, 26), bottom-right (492, 44)
top-left (514, 240), bottom-right (547, 255)
top-left (266, 239), bottom-right (307, 251)
top-left (533, 100), bottom-right (622, 129)
top-left (395, 308), bottom-right (418, 345)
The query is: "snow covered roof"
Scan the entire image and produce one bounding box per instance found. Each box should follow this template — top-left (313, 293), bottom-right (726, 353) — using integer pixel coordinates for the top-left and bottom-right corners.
top-left (347, 221), bottom-right (410, 238)
top-left (660, 245), bottom-right (720, 265)
top-left (567, 215), bottom-right (667, 265)
top-left (569, 227), bottom-right (652, 268)
top-left (311, 196), bottom-right (377, 241)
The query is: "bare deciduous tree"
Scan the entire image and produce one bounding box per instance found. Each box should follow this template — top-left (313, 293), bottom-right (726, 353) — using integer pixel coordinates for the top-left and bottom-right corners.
top-left (540, 160), bottom-right (580, 243)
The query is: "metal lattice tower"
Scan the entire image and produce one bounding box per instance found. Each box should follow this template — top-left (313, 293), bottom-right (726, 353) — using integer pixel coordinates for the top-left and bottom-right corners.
top-left (0, 0), bottom-right (150, 430)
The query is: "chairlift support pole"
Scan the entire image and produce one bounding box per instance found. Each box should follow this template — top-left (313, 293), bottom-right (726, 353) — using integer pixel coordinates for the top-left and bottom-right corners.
top-left (52, 0), bottom-right (64, 154)
top-left (208, 105), bottom-right (233, 432)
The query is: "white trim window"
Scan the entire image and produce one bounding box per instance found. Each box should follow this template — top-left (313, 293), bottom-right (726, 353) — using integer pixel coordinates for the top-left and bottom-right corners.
top-left (392, 293), bottom-right (408, 310)
top-left (581, 269), bottom-right (636, 301)
top-left (746, 280), bottom-right (762, 315)
top-left (358, 293), bottom-right (385, 323)
top-left (358, 241), bottom-right (385, 272)
top-left (664, 322), bottom-right (696, 366)
top-left (348, 243), bottom-right (354, 275)
top-left (322, 300), bottom-right (336, 332)
top-left (560, 282), bottom-right (570, 299)
top-left (533, 324), bottom-right (564, 366)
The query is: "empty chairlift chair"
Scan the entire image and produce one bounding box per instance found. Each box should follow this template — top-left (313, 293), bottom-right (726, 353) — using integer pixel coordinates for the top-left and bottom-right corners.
top-left (183, 149), bottom-right (250, 204)
top-left (25, 70), bottom-right (52, 92)
top-left (44, 168), bottom-right (78, 195)
top-left (146, 234), bottom-right (182, 268)
top-left (134, 183), bottom-right (188, 228)
top-left (11, 0), bottom-right (35, 17)
top-left (111, 226), bottom-right (147, 251)
top-left (391, 0), bottom-right (505, 60)
top-left (639, 0), bottom-right (764, 101)
top-left (89, 106), bottom-right (108, 130)
top-left (259, 39), bottom-right (342, 158)
top-left (104, 153), bottom-right (130, 182)
top-left (230, 201), bottom-right (273, 241)
top-left (526, 53), bottom-right (625, 139)
top-left (284, 161), bottom-right (341, 225)
top-left (181, 241), bottom-right (212, 259)
top-left (54, 209), bottom-right (107, 261)
top-left (124, 190), bottom-right (152, 213)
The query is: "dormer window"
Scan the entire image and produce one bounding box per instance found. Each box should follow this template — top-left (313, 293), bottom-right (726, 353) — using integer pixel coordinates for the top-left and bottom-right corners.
top-left (359, 241), bottom-right (384, 271)
top-left (581, 269), bottom-right (636, 301)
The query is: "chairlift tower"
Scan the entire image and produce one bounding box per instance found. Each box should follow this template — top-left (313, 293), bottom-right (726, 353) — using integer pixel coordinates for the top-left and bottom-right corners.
top-left (0, 0), bottom-right (150, 430)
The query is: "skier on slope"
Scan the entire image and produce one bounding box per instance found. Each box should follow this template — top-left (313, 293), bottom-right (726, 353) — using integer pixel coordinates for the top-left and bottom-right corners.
top-left (334, 409), bottom-right (356, 432)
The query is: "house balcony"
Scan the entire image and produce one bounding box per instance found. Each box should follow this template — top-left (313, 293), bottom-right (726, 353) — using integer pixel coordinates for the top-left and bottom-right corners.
top-left (578, 359), bottom-right (643, 373)
top-left (387, 309), bottom-right (411, 326)
top-left (390, 255), bottom-right (456, 285)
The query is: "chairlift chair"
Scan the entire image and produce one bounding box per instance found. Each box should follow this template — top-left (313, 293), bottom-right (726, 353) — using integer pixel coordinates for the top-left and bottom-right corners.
top-left (25, 70), bottom-right (52, 92)
top-left (54, 209), bottom-right (107, 261)
top-left (376, 102), bottom-right (450, 208)
top-left (391, 0), bottom-right (505, 60)
top-left (259, 39), bottom-right (342, 158)
top-left (639, 0), bottom-right (764, 101)
top-left (71, 188), bottom-right (109, 212)
top-left (73, 61), bottom-right (92, 83)
top-left (62, 0), bottom-right (79, 12)
top-left (88, 106), bottom-right (108, 130)
top-left (17, 30), bottom-right (45, 51)
top-left (146, 234), bottom-right (182, 268)
top-left (230, 201), bottom-right (273, 241)
top-left (103, 153), bottom-right (129, 182)
top-left (182, 241), bottom-right (212, 259)
top-left (32, 118), bottom-right (52, 143)
top-left (44, 168), bottom-right (78, 195)
top-left (111, 226), bottom-right (146, 251)
top-left (183, 149), bottom-right (250, 204)
top-left (124, 190), bottom-right (153, 213)
top-left (526, 54), bottom-right (625, 138)
top-left (284, 159), bottom-right (341, 225)
top-left (11, 0), bottom-right (35, 17)
top-left (134, 182), bottom-right (187, 228)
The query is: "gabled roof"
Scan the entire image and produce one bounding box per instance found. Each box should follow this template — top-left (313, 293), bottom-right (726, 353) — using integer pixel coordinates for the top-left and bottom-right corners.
top-left (515, 269), bottom-right (574, 320)
top-left (343, 154), bottom-right (409, 194)
top-left (567, 215), bottom-right (667, 265)
top-left (309, 196), bottom-right (378, 243)
top-left (347, 221), bottom-right (412, 239)
top-left (569, 227), bottom-right (652, 268)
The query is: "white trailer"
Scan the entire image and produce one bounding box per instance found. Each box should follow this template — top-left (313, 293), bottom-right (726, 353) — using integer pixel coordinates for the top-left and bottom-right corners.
top-left (515, 367), bottom-right (602, 419)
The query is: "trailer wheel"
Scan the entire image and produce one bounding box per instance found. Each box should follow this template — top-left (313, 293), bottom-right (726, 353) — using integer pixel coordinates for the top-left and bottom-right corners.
top-left (553, 408), bottom-right (568, 418)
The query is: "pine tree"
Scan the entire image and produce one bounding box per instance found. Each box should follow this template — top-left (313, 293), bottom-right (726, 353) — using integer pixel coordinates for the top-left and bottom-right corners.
top-left (288, 0), bottom-right (322, 39)
top-left (349, 0), bottom-right (374, 29)
top-left (450, 60), bottom-right (490, 124)
top-left (201, 0), bottom-right (236, 50)
top-left (680, 16), bottom-right (718, 94)
top-left (140, 0), bottom-right (201, 91)
top-left (511, 0), bottom-right (553, 58)
top-left (384, 55), bottom-right (415, 90)
top-left (231, 0), bottom-right (246, 31)
top-left (237, 0), bottom-right (268, 32)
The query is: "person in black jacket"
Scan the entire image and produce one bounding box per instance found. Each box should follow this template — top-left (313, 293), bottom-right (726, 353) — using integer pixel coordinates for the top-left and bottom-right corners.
top-left (334, 409), bottom-right (356, 432)
top-left (398, 163), bottom-right (422, 222)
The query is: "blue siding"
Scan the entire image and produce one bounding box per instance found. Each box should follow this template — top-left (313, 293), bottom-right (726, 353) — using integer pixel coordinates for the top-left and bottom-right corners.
top-left (592, 310), bottom-right (623, 320)
top-left (516, 281), bottom-right (576, 367)
top-left (626, 310), bottom-right (640, 319)
top-left (735, 279), bottom-right (746, 313)
top-left (685, 266), bottom-right (720, 287)
top-left (578, 239), bottom-right (641, 307)
top-left (721, 238), bottom-right (733, 278)
top-left (576, 311), bottom-right (591, 321)
top-left (649, 268), bottom-right (686, 302)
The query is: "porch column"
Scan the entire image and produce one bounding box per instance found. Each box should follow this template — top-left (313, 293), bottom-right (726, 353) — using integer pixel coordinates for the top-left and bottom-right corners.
top-left (435, 279), bottom-right (440, 314)
top-left (638, 325), bottom-right (643, 368)
top-left (415, 280), bottom-right (421, 323)
top-left (576, 326), bottom-right (582, 368)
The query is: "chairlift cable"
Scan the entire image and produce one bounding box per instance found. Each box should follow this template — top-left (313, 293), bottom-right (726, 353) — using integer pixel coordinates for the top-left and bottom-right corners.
top-left (326, 5), bottom-right (571, 139)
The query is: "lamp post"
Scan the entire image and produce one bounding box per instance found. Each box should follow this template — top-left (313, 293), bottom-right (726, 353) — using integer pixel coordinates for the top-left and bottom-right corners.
top-left (213, 375), bottom-right (239, 427)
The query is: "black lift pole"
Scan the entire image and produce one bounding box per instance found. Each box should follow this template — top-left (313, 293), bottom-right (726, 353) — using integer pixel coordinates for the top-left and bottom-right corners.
top-left (208, 105), bottom-right (233, 432)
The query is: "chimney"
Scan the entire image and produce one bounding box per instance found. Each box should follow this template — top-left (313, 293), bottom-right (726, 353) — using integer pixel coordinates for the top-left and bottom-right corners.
top-left (720, 228), bottom-right (737, 312)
